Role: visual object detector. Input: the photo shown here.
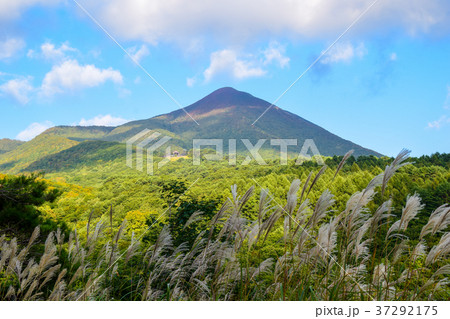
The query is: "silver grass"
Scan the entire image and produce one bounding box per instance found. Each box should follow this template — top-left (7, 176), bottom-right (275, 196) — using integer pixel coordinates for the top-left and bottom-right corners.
top-left (48, 281), bottom-right (66, 301)
top-left (39, 264), bottom-right (61, 289)
top-left (365, 173), bottom-right (384, 193)
top-left (411, 241), bottom-right (427, 262)
top-left (23, 279), bottom-right (38, 300)
top-left (392, 240), bottom-right (408, 264)
top-left (247, 222), bottom-right (261, 250)
top-left (114, 218), bottom-right (127, 244)
top-left (344, 188), bottom-right (375, 220)
top-left (261, 208), bottom-right (282, 243)
top-left (258, 188), bottom-right (273, 222)
top-left (27, 226), bottom-right (40, 250)
top-left (208, 200), bottom-right (232, 240)
top-left (292, 199), bottom-right (311, 238)
top-left (433, 278), bottom-right (449, 295)
top-left (183, 210), bottom-right (204, 230)
top-left (5, 285), bottom-right (16, 300)
top-left (425, 232), bottom-right (450, 265)
top-left (314, 219), bottom-right (337, 260)
top-left (55, 228), bottom-right (64, 252)
top-left (332, 150), bottom-right (354, 181)
top-left (0, 245), bottom-right (11, 270)
top-left (373, 263), bottom-right (387, 286)
top-left (420, 204), bottom-right (450, 239)
top-left (353, 239), bottom-right (371, 263)
top-left (306, 165), bottom-right (327, 198)
top-left (53, 268), bottom-right (67, 289)
top-left (286, 179), bottom-right (301, 215)
top-left (1, 173), bottom-right (448, 301)
top-left (86, 209), bottom-right (94, 243)
top-left (68, 265), bottom-right (83, 286)
top-left (250, 258), bottom-right (274, 280)
top-left (125, 232), bottom-right (140, 263)
top-left (6, 238), bottom-right (17, 271)
top-left (283, 215), bottom-right (290, 243)
top-left (387, 193), bottom-right (424, 239)
top-left (368, 199), bottom-right (392, 236)
top-left (381, 149), bottom-right (411, 197)
top-left (432, 264), bottom-right (450, 277)
top-left (307, 189), bottom-right (335, 229)
top-left (299, 171), bottom-right (313, 203)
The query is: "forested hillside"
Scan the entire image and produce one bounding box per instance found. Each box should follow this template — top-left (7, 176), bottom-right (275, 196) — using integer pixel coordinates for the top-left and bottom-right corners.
top-left (0, 139), bottom-right (24, 154)
top-left (0, 135), bottom-right (79, 174)
top-left (0, 151), bottom-right (448, 300)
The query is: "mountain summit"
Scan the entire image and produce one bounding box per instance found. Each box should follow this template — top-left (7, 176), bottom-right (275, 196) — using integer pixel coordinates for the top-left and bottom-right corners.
top-left (0, 87), bottom-right (381, 173)
top-left (100, 87), bottom-right (380, 156)
top-left (183, 87), bottom-right (271, 114)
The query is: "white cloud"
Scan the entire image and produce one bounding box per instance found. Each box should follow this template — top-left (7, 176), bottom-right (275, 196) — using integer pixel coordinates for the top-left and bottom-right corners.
top-left (27, 42), bottom-right (77, 61)
top-left (428, 87), bottom-right (450, 128)
top-left (16, 121), bottom-right (53, 141)
top-left (427, 115), bottom-right (450, 129)
top-left (126, 44), bottom-right (149, 63)
top-left (41, 42), bottom-right (76, 61)
top-left (41, 59), bottom-right (123, 96)
top-left (78, 114), bottom-right (128, 127)
top-left (118, 87), bottom-right (131, 98)
top-left (186, 77), bottom-right (196, 87)
top-left (262, 42), bottom-right (290, 68)
top-left (321, 42), bottom-right (367, 64)
top-left (198, 43), bottom-right (290, 83)
top-left (204, 50), bottom-right (266, 82)
top-left (390, 52), bottom-right (398, 61)
top-left (444, 85), bottom-right (450, 109)
top-left (0, 38), bottom-right (25, 60)
top-left (80, 0), bottom-right (450, 45)
top-left (0, 0), bottom-right (61, 22)
top-left (0, 77), bottom-right (34, 104)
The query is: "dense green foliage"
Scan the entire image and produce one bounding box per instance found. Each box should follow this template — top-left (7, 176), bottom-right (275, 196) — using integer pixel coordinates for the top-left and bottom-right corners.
top-left (0, 135), bottom-right (79, 174)
top-left (41, 126), bottom-right (115, 141)
top-left (25, 140), bottom-right (125, 173)
top-left (0, 138), bottom-right (24, 154)
top-left (0, 174), bottom-right (66, 237)
top-left (0, 151), bottom-right (448, 301)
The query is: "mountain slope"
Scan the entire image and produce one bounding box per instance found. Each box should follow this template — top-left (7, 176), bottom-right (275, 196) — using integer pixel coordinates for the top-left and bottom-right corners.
top-left (24, 140), bottom-right (124, 173)
top-left (104, 87), bottom-right (380, 156)
top-left (0, 138), bottom-right (24, 154)
top-left (41, 126), bottom-right (115, 141)
top-left (1, 87), bottom-right (381, 174)
top-left (0, 135), bottom-right (79, 174)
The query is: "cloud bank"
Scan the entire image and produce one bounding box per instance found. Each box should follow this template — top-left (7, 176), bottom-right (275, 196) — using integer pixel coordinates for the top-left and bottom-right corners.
top-left (0, 77), bottom-right (34, 104)
top-left (41, 59), bottom-right (123, 96)
top-left (0, 38), bottom-right (25, 60)
top-left (79, 0), bottom-right (450, 44)
top-left (78, 114), bottom-right (128, 126)
top-left (16, 121), bottom-right (53, 141)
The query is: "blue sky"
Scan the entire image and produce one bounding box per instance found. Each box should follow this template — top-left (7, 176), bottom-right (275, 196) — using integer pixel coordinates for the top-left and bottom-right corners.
top-left (0, 0), bottom-right (449, 157)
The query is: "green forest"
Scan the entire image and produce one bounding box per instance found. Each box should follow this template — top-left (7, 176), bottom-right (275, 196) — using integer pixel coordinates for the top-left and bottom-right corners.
top-left (0, 151), bottom-right (449, 300)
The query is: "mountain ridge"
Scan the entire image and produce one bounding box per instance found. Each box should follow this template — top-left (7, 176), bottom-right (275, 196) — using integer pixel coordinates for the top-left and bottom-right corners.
top-left (101, 87), bottom-right (381, 157)
top-left (0, 87), bottom-right (382, 174)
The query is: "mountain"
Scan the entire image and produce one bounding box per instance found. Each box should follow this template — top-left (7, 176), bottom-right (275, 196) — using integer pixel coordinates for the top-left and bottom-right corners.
top-left (0, 138), bottom-right (24, 154)
top-left (0, 87), bottom-right (381, 174)
top-left (25, 140), bottom-right (124, 173)
top-left (0, 135), bottom-right (79, 174)
top-left (103, 87), bottom-right (381, 156)
top-left (41, 126), bottom-right (114, 141)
